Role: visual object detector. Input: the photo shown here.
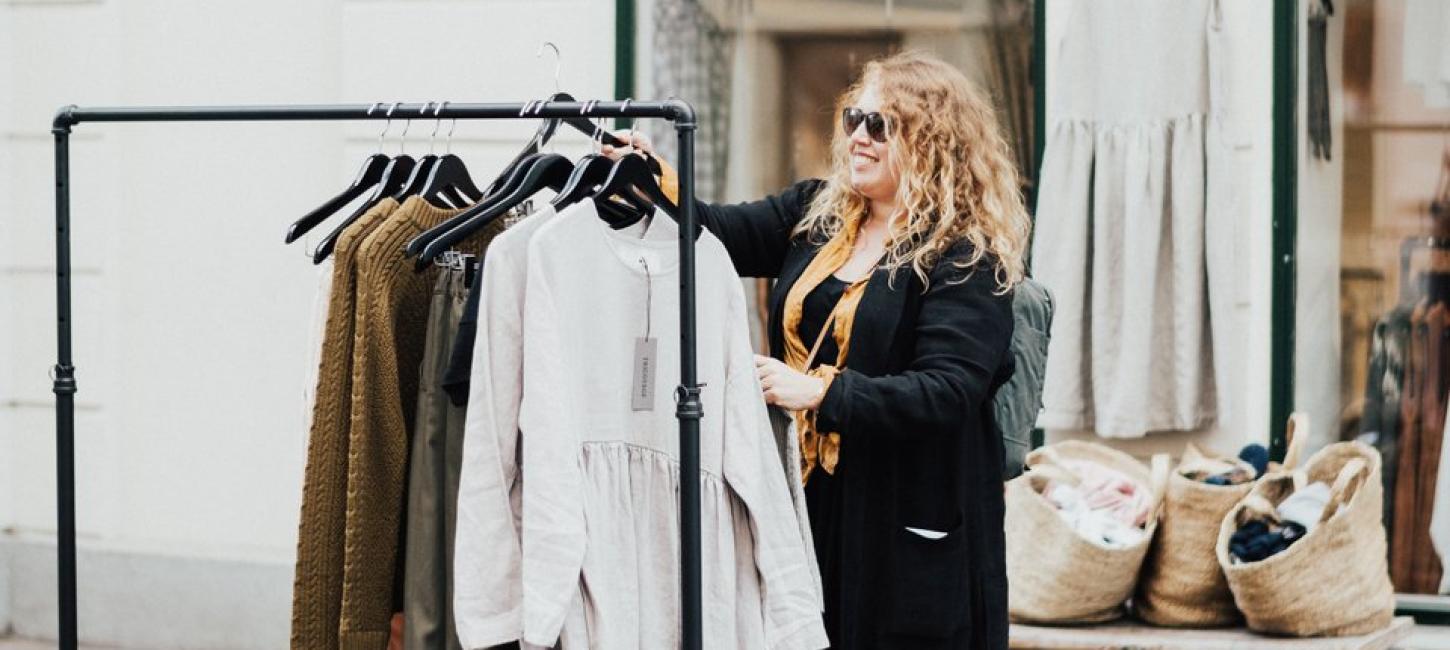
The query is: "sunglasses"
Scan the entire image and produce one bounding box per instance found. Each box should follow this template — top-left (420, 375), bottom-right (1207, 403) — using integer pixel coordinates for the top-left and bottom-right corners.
top-left (842, 107), bottom-right (889, 143)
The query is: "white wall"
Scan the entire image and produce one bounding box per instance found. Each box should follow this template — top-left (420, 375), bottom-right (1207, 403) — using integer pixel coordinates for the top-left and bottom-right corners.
top-left (1295, 0), bottom-right (1346, 452)
top-left (0, 0), bottom-right (17, 635)
top-left (1042, 0), bottom-right (1279, 457)
top-left (0, 1), bottom-right (615, 647)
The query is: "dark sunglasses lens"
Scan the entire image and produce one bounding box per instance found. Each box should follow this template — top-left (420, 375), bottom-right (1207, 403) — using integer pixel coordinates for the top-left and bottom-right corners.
top-left (865, 113), bottom-right (887, 142)
top-left (842, 108), bottom-right (863, 137)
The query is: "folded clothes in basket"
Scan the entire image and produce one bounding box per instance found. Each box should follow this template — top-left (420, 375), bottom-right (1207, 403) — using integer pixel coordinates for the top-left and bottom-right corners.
top-left (1042, 459), bottom-right (1153, 549)
top-left (1229, 480), bottom-right (1331, 563)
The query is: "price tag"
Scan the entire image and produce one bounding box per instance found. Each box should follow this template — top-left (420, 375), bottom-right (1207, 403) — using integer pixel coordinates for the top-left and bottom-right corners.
top-left (632, 336), bottom-right (658, 411)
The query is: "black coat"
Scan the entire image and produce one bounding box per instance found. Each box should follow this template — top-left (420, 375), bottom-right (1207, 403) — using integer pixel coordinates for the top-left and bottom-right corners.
top-left (695, 180), bottom-right (1015, 649)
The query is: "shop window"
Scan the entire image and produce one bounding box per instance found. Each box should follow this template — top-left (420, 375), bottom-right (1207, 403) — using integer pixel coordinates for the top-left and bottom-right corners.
top-left (1338, 0), bottom-right (1450, 597)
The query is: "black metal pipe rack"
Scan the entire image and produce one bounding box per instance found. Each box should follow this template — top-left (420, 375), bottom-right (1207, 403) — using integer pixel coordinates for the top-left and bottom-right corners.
top-left (47, 100), bottom-right (703, 650)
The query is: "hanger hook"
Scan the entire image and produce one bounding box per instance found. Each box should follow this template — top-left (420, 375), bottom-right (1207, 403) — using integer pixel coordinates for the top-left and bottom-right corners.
top-left (537, 41), bottom-right (562, 94)
top-left (396, 102), bottom-right (412, 154)
top-left (620, 98), bottom-right (637, 151)
top-left (383, 102), bottom-right (401, 153)
top-left (422, 101), bottom-right (437, 155)
top-left (430, 101), bottom-right (446, 155)
top-left (584, 100), bottom-right (603, 153)
top-left (368, 102), bottom-right (386, 152)
top-left (532, 98), bottom-right (552, 153)
top-left (444, 102), bottom-right (458, 155)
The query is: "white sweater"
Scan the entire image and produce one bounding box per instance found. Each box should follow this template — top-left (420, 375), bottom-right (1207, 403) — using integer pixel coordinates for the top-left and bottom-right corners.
top-left (453, 204), bottom-right (558, 649)
top-left (454, 199), bottom-right (827, 650)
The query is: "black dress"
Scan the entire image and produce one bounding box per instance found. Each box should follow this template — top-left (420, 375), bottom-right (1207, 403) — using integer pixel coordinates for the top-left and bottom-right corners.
top-left (799, 276), bottom-right (849, 646)
top-left (694, 180), bottom-right (1016, 649)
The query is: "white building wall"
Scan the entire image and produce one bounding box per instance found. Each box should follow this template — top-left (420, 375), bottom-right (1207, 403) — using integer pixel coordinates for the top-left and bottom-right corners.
top-left (0, 1), bottom-right (615, 647)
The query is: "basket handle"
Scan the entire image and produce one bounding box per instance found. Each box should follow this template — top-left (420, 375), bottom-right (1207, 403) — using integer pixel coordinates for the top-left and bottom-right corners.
top-left (1320, 457), bottom-right (1369, 524)
top-left (1024, 463), bottom-right (1081, 488)
top-left (1021, 446), bottom-right (1083, 488)
top-left (1279, 412), bottom-right (1308, 471)
top-left (1025, 444), bottom-right (1063, 470)
top-left (1147, 453), bottom-right (1172, 519)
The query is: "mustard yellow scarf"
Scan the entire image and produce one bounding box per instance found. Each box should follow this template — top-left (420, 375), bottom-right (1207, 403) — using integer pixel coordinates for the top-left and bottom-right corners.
top-left (783, 224), bottom-right (876, 485)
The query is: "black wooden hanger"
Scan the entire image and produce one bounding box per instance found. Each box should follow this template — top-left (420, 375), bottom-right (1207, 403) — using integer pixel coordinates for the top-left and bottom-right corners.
top-left (552, 152), bottom-right (615, 210)
top-left (406, 151), bottom-right (547, 258)
top-left (592, 153), bottom-right (681, 232)
top-left (284, 102), bottom-right (395, 243)
top-left (552, 104), bottom-right (636, 213)
top-left (421, 153), bottom-right (483, 207)
top-left (286, 153), bottom-right (388, 243)
top-left (405, 94), bottom-right (636, 258)
top-left (492, 93), bottom-right (654, 187)
top-left (414, 154), bottom-right (577, 269)
top-left (405, 102), bottom-right (478, 206)
top-left (311, 103), bottom-right (417, 263)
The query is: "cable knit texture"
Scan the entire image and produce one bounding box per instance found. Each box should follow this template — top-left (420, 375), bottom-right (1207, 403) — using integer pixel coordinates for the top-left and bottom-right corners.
top-left (338, 196), bottom-right (505, 648)
top-left (292, 198), bottom-right (401, 650)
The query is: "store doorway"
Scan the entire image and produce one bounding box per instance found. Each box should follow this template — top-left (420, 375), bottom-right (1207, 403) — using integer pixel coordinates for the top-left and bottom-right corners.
top-left (776, 35), bottom-right (900, 185)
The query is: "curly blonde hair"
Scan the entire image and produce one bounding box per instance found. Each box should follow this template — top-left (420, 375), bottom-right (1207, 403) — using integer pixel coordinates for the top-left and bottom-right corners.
top-left (794, 51), bottom-right (1032, 293)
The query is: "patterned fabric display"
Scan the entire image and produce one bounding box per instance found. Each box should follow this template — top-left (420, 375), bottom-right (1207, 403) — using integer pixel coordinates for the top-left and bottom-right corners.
top-left (648, 0), bottom-right (734, 203)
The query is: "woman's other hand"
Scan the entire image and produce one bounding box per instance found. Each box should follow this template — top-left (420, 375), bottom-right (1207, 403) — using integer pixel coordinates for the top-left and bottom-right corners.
top-left (755, 355), bottom-right (827, 411)
top-left (600, 129), bottom-right (656, 161)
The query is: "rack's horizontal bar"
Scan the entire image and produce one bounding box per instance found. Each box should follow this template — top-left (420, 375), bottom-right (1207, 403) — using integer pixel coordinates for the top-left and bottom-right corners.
top-left (53, 100), bottom-right (695, 130)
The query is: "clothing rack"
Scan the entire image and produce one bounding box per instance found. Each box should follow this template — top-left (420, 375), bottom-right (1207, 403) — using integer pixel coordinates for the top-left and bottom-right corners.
top-left (47, 100), bottom-right (703, 650)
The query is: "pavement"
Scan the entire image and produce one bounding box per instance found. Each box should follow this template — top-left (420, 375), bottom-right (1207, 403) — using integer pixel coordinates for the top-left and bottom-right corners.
top-left (3, 627), bottom-right (1450, 649)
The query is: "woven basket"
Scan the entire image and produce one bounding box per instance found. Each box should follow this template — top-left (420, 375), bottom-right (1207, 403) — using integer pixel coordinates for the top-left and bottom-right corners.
top-left (1215, 442), bottom-right (1395, 637)
top-left (1134, 414), bottom-right (1308, 627)
top-left (1006, 441), bottom-right (1169, 624)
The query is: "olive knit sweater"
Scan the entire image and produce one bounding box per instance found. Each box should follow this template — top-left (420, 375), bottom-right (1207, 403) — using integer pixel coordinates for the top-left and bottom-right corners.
top-left (293, 195), bottom-right (506, 650)
top-left (292, 198), bottom-right (401, 650)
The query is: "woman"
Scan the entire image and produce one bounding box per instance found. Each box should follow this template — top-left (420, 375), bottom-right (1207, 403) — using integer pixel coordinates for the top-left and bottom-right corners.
top-left (606, 51), bottom-right (1029, 649)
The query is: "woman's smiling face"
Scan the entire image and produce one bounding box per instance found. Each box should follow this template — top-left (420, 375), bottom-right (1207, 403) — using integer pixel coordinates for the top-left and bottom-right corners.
top-left (846, 83), bottom-right (898, 205)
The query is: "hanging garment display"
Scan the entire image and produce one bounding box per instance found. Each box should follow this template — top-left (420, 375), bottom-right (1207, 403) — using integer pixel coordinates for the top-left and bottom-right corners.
top-left (1389, 301), bottom-right (1450, 593)
top-left (1400, 303), bottom-right (1449, 593)
top-left (452, 177), bottom-right (690, 650)
top-left (454, 201), bottom-right (825, 650)
top-left (338, 196), bottom-right (503, 645)
top-left (284, 99), bottom-right (821, 649)
top-left (402, 262), bottom-right (473, 650)
top-left (440, 270), bottom-right (482, 408)
top-left (1032, 0), bottom-right (1219, 438)
top-left (292, 197), bottom-right (401, 650)
top-left (1431, 395), bottom-right (1450, 593)
top-left (453, 202), bottom-right (563, 649)
top-left (1360, 305), bottom-right (1413, 541)
top-left (1308, 0), bottom-right (1334, 161)
top-left (647, 0), bottom-right (733, 203)
top-left (1360, 232), bottom-right (1450, 595)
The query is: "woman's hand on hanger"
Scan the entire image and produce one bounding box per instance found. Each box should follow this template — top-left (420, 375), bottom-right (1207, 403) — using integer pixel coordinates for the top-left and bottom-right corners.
top-left (601, 129), bottom-right (657, 161)
top-left (600, 129), bottom-right (680, 205)
top-left (755, 354), bottom-right (827, 411)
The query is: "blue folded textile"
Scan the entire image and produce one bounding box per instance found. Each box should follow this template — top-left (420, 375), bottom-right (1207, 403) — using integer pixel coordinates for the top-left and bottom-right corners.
top-left (1228, 519), bottom-right (1307, 562)
top-left (1239, 443), bottom-right (1270, 478)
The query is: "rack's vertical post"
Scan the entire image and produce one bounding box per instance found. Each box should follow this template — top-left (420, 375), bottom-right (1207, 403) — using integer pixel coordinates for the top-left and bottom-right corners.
top-left (673, 111), bottom-right (702, 650)
top-left (51, 109), bottom-right (80, 650)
